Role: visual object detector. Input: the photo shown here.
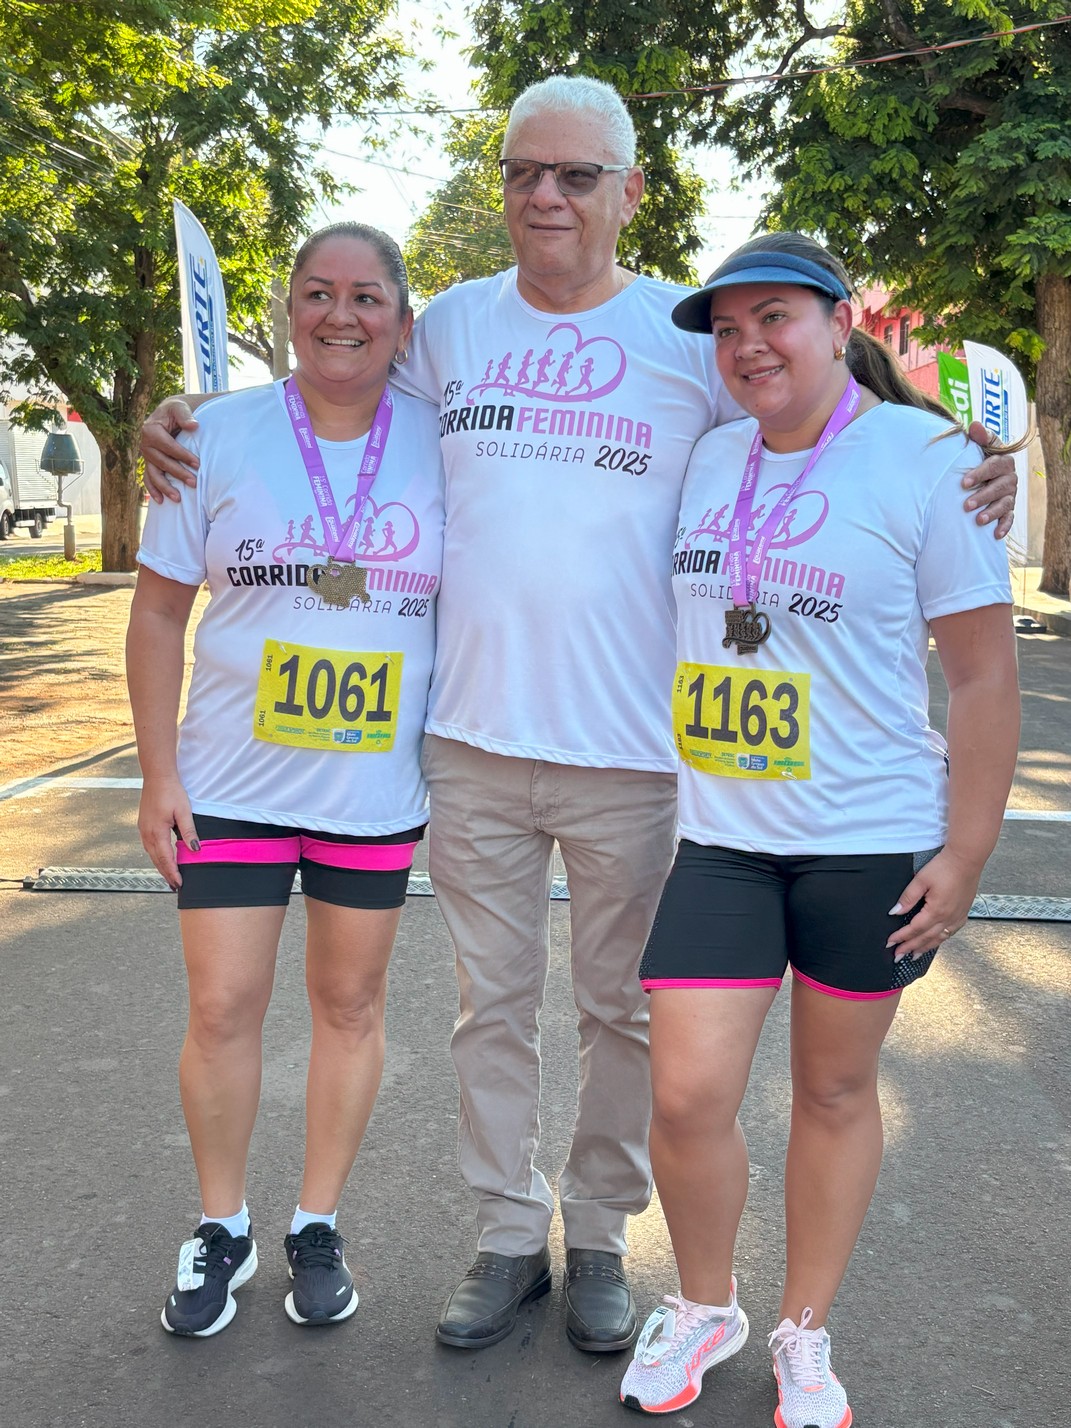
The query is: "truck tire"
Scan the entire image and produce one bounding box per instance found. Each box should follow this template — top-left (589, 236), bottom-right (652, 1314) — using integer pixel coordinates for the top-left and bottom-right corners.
top-left (29, 512), bottom-right (44, 538)
top-left (0, 512), bottom-right (11, 540)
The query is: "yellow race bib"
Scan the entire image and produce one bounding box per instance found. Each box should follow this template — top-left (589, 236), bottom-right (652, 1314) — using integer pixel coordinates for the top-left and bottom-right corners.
top-left (672, 662), bottom-right (811, 780)
top-left (253, 640), bottom-right (403, 752)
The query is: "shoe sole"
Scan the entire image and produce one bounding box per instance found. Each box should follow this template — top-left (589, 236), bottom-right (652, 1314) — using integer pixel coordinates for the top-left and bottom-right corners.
top-left (621, 1310), bottom-right (750, 1413)
top-left (435, 1267), bottom-right (552, 1348)
top-left (284, 1285), bottom-right (359, 1325)
top-left (774, 1410), bottom-right (852, 1428)
top-left (567, 1318), bottom-right (640, 1354)
top-left (160, 1242), bottom-right (259, 1338)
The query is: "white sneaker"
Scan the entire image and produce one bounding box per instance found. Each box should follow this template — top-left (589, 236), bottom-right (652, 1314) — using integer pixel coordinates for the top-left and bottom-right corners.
top-left (769, 1308), bottom-right (852, 1428)
top-left (619, 1276), bottom-right (749, 1414)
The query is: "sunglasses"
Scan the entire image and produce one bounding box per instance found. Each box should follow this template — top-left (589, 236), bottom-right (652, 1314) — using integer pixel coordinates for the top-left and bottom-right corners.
top-left (498, 159), bottom-right (630, 196)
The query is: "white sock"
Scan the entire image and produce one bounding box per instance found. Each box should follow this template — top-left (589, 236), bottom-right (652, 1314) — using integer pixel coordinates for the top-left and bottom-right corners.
top-left (678, 1290), bottom-right (733, 1316)
top-left (291, 1206), bottom-right (336, 1235)
top-left (201, 1202), bottom-right (250, 1239)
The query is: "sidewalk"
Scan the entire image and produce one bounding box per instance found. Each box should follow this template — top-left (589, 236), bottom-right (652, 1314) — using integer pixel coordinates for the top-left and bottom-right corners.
top-left (1011, 565), bottom-right (1071, 637)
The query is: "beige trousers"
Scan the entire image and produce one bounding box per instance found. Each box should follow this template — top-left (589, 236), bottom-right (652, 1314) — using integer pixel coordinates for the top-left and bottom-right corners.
top-left (422, 734), bottom-right (678, 1256)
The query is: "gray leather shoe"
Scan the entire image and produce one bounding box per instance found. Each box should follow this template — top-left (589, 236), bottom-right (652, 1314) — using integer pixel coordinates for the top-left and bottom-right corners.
top-left (564, 1249), bottom-right (638, 1352)
top-left (435, 1248), bottom-right (552, 1348)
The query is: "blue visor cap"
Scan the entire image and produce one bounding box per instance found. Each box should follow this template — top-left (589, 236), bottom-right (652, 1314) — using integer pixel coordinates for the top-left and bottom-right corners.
top-left (671, 252), bottom-right (852, 333)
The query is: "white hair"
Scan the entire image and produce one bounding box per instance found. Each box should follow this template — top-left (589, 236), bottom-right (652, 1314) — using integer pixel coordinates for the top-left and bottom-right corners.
top-left (502, 75), bottom-right (637, 165)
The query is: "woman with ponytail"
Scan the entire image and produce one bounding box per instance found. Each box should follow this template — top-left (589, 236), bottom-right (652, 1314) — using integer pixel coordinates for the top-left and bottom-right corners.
top-left (619, 233), bottom-right (1021, 1428)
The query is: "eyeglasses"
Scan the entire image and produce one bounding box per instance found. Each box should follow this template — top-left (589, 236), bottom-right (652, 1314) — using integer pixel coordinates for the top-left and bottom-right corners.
top-left (498, 159), bottom-right (630, 196)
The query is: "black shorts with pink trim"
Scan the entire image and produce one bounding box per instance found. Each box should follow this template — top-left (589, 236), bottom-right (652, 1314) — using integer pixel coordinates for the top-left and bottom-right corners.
top-left (175, 815), bottom-right (425, 911)
top-left (640, 840), bottom-right (941, 1000)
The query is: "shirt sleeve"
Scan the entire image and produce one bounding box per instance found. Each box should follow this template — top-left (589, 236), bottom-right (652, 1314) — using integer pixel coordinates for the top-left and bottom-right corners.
top-left (136, 429), bottom-right (211, 586)
top-left (388, 307), bottom-right (440, 405)
top-left (916, 437), bottom-right (1012, 621)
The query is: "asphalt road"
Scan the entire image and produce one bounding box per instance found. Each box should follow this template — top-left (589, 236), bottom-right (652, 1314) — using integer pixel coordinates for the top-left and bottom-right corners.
top-left (0, 630), bottom-right (1068, 1428)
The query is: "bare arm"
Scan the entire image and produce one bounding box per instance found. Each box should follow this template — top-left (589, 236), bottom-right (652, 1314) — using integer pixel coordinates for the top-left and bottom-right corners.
top-left (961, 421), bottom-right (1017, 540)
top-left (886, 604), bottom-right (1020, 959)
top-left (125, 565), bottom-right (202, 888)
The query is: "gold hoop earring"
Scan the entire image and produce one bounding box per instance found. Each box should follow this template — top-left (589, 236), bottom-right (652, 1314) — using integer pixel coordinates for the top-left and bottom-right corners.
top-left (834, 346), bottom-right (846, 361)
top-left (395, 348), bottom-right (409, 365)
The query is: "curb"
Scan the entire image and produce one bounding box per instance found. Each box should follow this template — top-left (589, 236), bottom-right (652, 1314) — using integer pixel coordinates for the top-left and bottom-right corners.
top-left (1013, 602), bottom-right (1071, 638)
top-left (76, 571), bottom-right (137, 587)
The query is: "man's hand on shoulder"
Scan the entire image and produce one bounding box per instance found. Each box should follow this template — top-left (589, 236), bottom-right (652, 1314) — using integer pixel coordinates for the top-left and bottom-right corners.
top-left (961, 421), bottom-right (1017, 540)
top-left (140, 396), bottom-right (202, 503)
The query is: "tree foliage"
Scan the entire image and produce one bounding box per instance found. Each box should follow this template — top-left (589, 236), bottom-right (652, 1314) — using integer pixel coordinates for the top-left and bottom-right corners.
top-left (403, 114), bottom-right (514, 301)
top-left (713, 1), bottom-right (1071, 595)
top-left (0, 0), bottom-right (410, 569)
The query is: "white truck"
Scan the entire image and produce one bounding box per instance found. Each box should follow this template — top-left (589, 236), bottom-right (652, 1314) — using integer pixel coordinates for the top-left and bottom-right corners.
top-left (0, 421), bottom-right (59, 539)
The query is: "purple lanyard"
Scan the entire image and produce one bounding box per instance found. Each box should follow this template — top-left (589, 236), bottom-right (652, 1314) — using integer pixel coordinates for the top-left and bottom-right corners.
top-left (283, 377), bottom-right (394, 563)
top-left (726, 376), bottom-right (862, 607)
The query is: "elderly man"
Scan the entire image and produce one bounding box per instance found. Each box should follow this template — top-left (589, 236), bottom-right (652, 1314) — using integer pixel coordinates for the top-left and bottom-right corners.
top-left (141, 75), bottom-right (1015, 1356)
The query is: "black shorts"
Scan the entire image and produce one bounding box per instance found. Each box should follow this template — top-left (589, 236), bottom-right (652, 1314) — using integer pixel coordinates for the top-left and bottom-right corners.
top-left (640, 840), bottom-right (941, 1000)
top-left (175, 815), bottom-right (425, 911)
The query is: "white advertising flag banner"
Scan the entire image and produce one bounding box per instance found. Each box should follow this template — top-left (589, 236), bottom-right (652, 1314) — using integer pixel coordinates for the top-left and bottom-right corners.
top-left (963, 340), bottom-right (1029, 565)
top-left (173, 199), bottom-right (229, 394)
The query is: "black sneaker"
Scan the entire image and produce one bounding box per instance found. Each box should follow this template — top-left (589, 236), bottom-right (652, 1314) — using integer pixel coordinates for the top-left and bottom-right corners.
top-left (283, 1223), bottom-right (358, 1325)
top-left (161, 1222), bottom-right (258, 1337)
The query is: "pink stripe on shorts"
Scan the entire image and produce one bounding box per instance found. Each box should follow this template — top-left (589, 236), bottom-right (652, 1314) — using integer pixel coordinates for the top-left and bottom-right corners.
top-left (176, 837), bottom-right (300, 865)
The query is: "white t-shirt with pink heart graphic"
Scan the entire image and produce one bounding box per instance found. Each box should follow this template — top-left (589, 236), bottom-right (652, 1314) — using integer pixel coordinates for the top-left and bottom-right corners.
top-left (137, 380), bottom-right (445, 834)
top-left (395, 268), bottom-right (740, 771)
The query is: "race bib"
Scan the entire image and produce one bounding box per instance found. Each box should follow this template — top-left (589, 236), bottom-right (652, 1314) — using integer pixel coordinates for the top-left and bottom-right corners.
top-left (253, 640), bottom-right (403, 752)
top-left (672, 662), bottom-right (811, 780)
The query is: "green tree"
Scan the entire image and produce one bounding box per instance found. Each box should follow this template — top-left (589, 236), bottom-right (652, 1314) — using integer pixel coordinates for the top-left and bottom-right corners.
top-left (403, 115), bottom-right (514, 300)
top-left (0, 0), bottom-right (410, 571)
top-left (717, 1), bottom-right (1071, 597)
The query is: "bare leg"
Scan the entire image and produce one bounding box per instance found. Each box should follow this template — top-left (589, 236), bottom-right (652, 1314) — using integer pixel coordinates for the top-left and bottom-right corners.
top-left (780, 978), bottom-right (901, 1325)
top-left (178, 905), bottom-right (285, 1217)
top-left (649, 987), bottom-right (777, 1305)
top-left (297, 897), bottom-right (402, 1214)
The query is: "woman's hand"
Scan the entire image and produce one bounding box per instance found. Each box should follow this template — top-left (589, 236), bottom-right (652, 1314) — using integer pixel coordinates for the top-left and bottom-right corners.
top-left (961, 421), bottom-right (1017, 539)
top-left (885, 848), bottom-right (983, 962)
top-left (138, 776), bottom-right (200, 891)
top-left (140, 398), bottom-right (201, 503)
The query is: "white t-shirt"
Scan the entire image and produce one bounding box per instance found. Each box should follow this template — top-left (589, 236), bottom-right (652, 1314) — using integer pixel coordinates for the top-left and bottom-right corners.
top-left (672, 402), bottom-right (1012, 854)
top-left (137, 381), bottom-right (445, 835)
top-left (395, 268), bottom-right (741, 771)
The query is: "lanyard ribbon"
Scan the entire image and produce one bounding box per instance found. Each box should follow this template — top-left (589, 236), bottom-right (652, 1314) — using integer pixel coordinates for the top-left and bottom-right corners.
top-left (283, 376), bottom-right (394, 562)
top-left (726, 375), bottom-right (861, 607)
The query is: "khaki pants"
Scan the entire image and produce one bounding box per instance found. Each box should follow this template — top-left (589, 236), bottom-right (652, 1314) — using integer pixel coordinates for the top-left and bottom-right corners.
top-left (422, 734), bottom-right (678, 1256)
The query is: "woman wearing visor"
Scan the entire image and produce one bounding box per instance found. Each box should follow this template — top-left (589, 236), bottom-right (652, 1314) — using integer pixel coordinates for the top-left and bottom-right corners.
top-left (619, 233), bottom-right (1020, 1427)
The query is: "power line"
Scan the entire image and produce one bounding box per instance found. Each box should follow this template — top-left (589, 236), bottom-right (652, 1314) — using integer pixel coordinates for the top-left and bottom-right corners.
top-left (341, 15), bottom-right (1071, 116)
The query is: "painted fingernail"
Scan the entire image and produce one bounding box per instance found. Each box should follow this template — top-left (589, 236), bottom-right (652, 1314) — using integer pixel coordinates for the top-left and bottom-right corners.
top-left (189, 839), bottom-right (200, 853)
top-left (893, 951), bottom-right (906, 962)
top-left (888, 903), bottom-right (903, 915)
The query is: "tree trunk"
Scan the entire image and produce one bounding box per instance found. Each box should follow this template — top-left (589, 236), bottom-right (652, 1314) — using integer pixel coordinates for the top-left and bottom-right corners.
top-left (271, 275), bottom-right (291, 380)
top-left (100, 433), bottom-right (143, 572)
top-left (1036, 272), bottom-right (1071, 599)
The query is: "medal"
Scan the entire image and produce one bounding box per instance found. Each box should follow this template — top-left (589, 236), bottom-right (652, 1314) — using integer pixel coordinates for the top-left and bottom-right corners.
top-left (283, 377), bottom-right (393, 606)
top-left (722, 602), bottom-right (771, 656)
top-left (309, 559), bottom-right (371, 608)
top-left (723, 375), bottom-right (861, 654)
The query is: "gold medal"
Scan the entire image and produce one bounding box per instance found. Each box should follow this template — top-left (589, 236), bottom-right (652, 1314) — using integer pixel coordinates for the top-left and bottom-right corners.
top-left (722, 602), bottom-right (772, 656)
top-left (309, 559), bottom-right (371, 609)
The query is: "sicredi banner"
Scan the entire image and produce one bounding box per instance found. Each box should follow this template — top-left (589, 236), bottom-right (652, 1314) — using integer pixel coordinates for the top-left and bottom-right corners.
top-left (937, 351), bottom-right (971, 425)
top-left (173, 199), bottom-right (229, 394)
top-left (963, 341), bottom-right (1029, 564)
